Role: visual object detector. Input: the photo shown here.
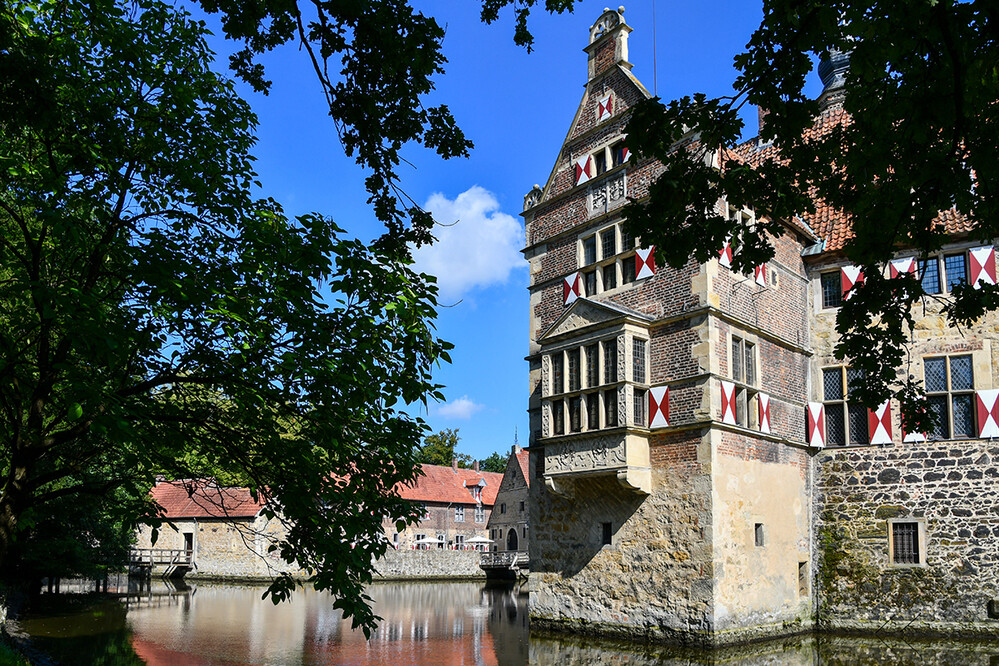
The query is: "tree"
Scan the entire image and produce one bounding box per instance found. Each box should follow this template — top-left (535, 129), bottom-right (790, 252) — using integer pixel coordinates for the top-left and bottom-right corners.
top-left (479, 452), bottom-right (508, 474)
top-left (417, 429), bottom-right (471, 468)
top-left (624, 0), bottom-right (998, 431)
top-left (0, 0), bottom-right (454, 634)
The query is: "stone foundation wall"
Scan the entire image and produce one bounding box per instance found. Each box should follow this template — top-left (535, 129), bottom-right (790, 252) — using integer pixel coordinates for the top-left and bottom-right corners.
top-left (372, 548), bottom-right (484, 580)
top-left (529, 449), bottom-right (715, 644)
top-left (814, 439), bottom-right (999, 635)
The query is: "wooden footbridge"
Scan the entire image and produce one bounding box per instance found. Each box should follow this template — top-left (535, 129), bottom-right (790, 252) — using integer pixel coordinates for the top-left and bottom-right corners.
top-left (480, 551), bottom-right (529, 580)
top-left (129, 548), bottom-right (194, 579)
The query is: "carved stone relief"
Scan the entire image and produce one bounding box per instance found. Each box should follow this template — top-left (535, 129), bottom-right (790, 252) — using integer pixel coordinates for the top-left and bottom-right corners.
top-left (542, 354), bottom-right (551, 397)
top-left (546, 301), bottom-right (618, 339)
top-left (541, 401), bottom-right (551, 438)
top-left (544, 435), bottom-right (627, 475)
top-left (617, 333), bottom-right (627, 384)
top-left (616, 385), bottom-right (627, 427)
top-left (588, 173), bottom-right (627, 216)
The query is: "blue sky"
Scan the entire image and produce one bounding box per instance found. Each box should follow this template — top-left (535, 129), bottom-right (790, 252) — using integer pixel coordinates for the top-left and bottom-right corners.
top-left (200, 1), bottom-right (822, 462)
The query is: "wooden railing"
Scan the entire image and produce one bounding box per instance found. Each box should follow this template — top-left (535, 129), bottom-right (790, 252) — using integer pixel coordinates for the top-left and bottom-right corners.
top-left (480, 551), bottom-right (528, 569)
top-left (129, 548), bottom-right (193, 567)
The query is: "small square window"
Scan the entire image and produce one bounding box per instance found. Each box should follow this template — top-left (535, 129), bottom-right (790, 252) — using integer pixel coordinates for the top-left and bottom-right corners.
top-left (552, 399), bottom-right (564, 435)
top-left (583, 270), bottom-right (597, 296)
top-left (604, 389), bottom-right (618, 427)
top-left (569, 397), bottom-right (582, 432)
top-left (500, 503), bottom-right (506, 515)
top-left (594, 151), bottom-right (608, 175)
top-left (586, 393), bottom-right (600, 429)
top-left (633, 389), bottom-right (647, 426)
top-left (889, 520), bottom-right (925, 566)
top-left (821, 272), bottom-right (842, 308)
top-left (754, 523), bottom-right (765, 547)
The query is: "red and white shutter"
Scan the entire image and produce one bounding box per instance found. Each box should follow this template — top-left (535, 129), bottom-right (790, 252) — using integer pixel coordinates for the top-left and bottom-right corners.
top-left (758, 393), bottom-right (772, 434)
top-left (563, 272), bottom-right (581, 306)
top-left (868, 401), bottom-right (892, 445)
top-left (597, 93), bottom-right (613, 122)
top-left (649, 386), bottom-right (669, 428)
top-left (620, 146), bottom-right (631, 162)
top-left (575, 155), bottom-right (594, 186)
top-left (889, 257), bottom-right (917, 279)
top-left (754, 264), bottom-right (767, 287)
top-left (841, 265), bottom-right (864, 299)
top-left (636, 247), bottom-right (656, 279)
top-left (969, 246), bottom-right (997, 289)
top-left (718, 240), bottom-right (733, 269)
top-left (902, 420), bottom-right (927, 443)
top-left (807, 403), bottom-right (826, 448)
top-left (977, 389), bottom-right (999, 438)
top-left (720, 380), bottom-right (737, 425)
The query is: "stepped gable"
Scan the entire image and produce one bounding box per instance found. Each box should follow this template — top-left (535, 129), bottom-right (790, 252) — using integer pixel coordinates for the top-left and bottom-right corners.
top-left (735, 104), bottom-right (973, 254)
top-left (396, 463), bottom-right (502, 505)
top-left (150, 479), bottom-right (265, 519)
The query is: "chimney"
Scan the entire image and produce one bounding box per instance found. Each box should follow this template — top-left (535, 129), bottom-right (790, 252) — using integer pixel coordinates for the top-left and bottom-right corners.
top-left (585, 7), bottom-right (632, 82)
top-left (473, 460), bottom-right (480, 473)
top-left (452, 457), bottom-right (458, 473)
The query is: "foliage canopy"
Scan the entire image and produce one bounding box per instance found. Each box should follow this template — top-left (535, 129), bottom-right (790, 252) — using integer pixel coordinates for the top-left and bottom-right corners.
top-left (0, 0), bottom-right (458, 633)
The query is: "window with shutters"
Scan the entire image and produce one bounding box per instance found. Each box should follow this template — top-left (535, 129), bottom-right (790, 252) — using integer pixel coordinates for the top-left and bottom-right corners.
top-left (633, 389), bottom-right (647, 426)
top-left (578, 222), bottom-right (642, 295)
top-left (730, 336), bottom-right (758, 428)
top-left (925, 355), bottom-right (975, 440)
top-left (823, 366), bottom-right (867, 446)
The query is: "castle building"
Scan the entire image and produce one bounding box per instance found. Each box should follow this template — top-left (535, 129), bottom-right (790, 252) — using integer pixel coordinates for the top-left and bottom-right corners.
top-left (524, 8), bottom-right (999, 645)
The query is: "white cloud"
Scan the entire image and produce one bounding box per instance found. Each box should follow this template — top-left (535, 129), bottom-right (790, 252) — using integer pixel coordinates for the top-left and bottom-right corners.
top-left (412, 186), bottom-right (525, 301)
top-left (437, 395), bottom-right (484, 420)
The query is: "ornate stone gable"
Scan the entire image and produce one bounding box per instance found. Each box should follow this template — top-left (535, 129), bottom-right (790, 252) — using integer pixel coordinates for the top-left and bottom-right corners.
top-left (539, 298), bottom-right (646, 343)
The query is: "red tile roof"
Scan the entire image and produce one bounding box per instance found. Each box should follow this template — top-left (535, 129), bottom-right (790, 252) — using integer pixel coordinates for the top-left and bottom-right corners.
top-left (515, 451), bottom-right (530, 489)
top-left (396, 464), bottom-right (502, 506)
top-left (735, 105), bottom-right (972, 254)
top-left (150, 480), bottom-right (265, 519)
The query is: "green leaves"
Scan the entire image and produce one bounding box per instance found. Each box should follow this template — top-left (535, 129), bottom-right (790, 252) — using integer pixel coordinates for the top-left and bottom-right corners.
top-left (0, 0), bottom-right (450, 635)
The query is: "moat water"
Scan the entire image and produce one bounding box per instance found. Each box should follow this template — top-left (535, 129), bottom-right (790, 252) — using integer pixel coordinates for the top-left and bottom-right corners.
top-left (12, 579), bottom-right (999, 664)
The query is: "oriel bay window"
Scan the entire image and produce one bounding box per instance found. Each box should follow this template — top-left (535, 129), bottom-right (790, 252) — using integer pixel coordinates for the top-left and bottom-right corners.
top-left (823, 366), bottom-right (867, 446)
top-left (925, 355), bottom-right (974, 440)
top-left (544, 336), bottom-right (632, 436)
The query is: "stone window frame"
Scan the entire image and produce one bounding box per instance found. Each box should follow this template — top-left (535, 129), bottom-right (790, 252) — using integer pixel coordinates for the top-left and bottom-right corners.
top-left (887, 518), bottom-right (927, 568)
top-left (577, 220), bottom-right (639, 297)
top-left (923, 353), bottom-right (978, 440)
top-left (455, 506), bottom-right (465, 523)
top-left (821, 365), bottom-right (867, 446)
top-left (474, 506), bottom-right (485, 523)
top-left (730, 332), bottom-right (760, 429)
